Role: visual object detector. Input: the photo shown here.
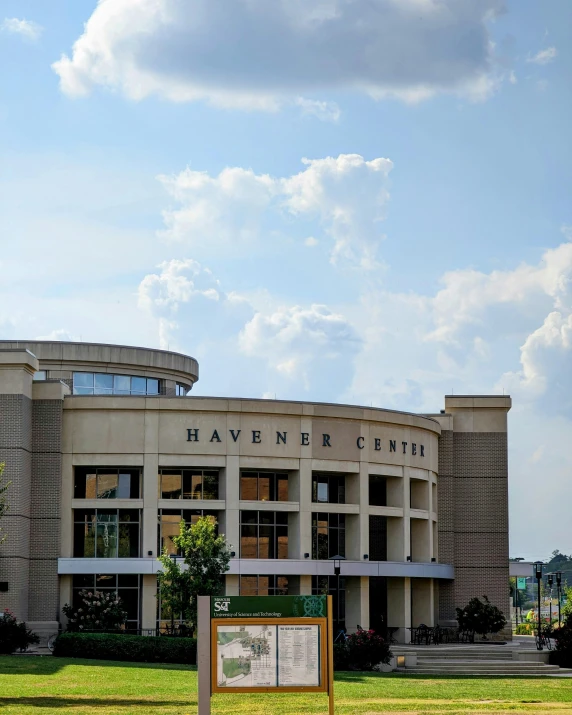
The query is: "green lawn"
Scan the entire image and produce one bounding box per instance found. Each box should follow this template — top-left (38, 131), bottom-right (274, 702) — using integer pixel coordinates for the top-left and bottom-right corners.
top-left (0, 655), bottom-right (572, 714)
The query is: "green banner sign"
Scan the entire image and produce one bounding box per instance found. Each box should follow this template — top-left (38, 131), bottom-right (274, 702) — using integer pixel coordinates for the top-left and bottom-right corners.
top-left (211, 595), bottom-right (327, 619)
top-left (517, 577), bottom-right (527, 590)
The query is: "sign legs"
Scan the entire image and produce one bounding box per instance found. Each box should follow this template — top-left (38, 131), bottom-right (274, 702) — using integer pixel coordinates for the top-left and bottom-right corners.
top-left (198, 596), bottom-right (211, 715)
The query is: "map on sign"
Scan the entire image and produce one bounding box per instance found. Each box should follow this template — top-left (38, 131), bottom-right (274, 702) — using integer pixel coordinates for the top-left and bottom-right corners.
top-left (215, 624), bottom-right (321, 688)
top-left (216, 625), bottom-right (277, 687)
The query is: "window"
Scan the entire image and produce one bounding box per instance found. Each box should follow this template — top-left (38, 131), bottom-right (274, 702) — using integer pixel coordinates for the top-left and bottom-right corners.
top-left (73, 509), bottom-right (140, 558)
top-left (240, 471), bottom-right (289, 501)
top-left (72, 574), bottom-right (141, 628)
top-left (240, 575), bottom-right (289, 595)
top-left (157, 509), bottom-right (218, 556)
top-left (33, 371), bottom-right (47, 381)
top-left (312, 575), bottom-right (345, 631)
top-left (369, 515), bottom-right (387, 561)
top-left (72, 372), bottom-right (161, 396)
top-left (312, 513), bottom-right (345, 560)
top-left (312, 474), bottom-right (345, 504)
top-left (369, 475), bottom-right (387, 507)
top-left (175, 383), bottom-right (189, 396)
top-left (240, 511), bottom-right (288, 559)
top-left (74, 467), bottom-right (141, 499)
top-left (158, 469), bottom-right (219, 500)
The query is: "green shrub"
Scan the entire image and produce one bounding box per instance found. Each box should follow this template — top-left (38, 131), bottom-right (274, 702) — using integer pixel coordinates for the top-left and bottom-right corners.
top-left (62, 590), bottom-right (127, 632)
top-left (456, 596), bottom-right (506, 638)
top-left (53, 632), bottom-right (197, 664)
top-left (0, 609), bottom-right (39, 654)
top-left (334, 629), bottom-right (392, 671)
top-left (515, 623), bottom-right (534, 635)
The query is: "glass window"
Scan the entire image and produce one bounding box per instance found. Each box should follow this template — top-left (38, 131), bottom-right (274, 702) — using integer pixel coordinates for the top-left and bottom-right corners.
top-left (147, 378), bottom-right (160, 394)
top-left (312, 575), bottom-right (345, 632)
top-left (312, 474), bottom-right (345, 504)
top-left (94, 374), bottom-right (113, 394)
top-left (240, 471), bottom-right (289, 501)
top-left (157, 509), bottom-right (219, 556)
top-left (114, 375), bottom-right (131, 394)
top-left (312, 512), bottom-right (345, 559)
top-left (73, 509), bottom-right (140, 558)
top-left (74, 467), bottom-right (141, 500)
top-left (159, 469), bottom-right (219, 500)
top-left (74, 373), bottom-right (94, 388)
top-left (240, 575), bottom-right (288, 595)
top-left (33, 371), bottom-right (47, 381)
top-left (239, 511), bottom-right (289, 559)
top-left (72, 574), bottom-right (141, 629)
top-left (369, 476), bottom-right (387, 507)
top-left (131, 376), bottom-right (147, 394)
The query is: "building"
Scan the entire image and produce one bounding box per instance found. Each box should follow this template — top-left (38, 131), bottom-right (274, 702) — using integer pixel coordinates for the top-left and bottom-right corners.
top-left (0, 341), bottom-right (511, 642)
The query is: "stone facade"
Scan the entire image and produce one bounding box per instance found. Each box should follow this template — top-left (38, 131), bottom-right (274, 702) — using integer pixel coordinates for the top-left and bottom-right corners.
top-left (0, 342), bottom-right (512, 644)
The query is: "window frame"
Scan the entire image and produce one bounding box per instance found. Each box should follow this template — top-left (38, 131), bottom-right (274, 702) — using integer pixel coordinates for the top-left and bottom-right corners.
top-left (157, 508), bottom-right (219, 556)
top-left (73, 508), bottom-right (141, 558)
top-left (240, 510), bottom-right (289, 559)
top-left (311, 473), bottom-right (345, 505)
top-left (311, 512), bottom-right (346, 560)
top-left (158, 468), bottom-right (220, 501)
top-left (72, 574), bottom-right (141, 628)
top-left (239, 470), bottom-right (289, 502)
top-left (74, 467), bottom-right (141, 500)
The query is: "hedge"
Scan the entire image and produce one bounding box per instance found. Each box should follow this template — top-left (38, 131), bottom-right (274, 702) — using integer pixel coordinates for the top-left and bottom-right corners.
top-left (53, 632), bottom-right (197, 664)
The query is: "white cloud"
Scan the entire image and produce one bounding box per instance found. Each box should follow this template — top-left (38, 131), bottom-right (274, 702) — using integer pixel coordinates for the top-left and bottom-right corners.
top-left (239, 303), bottom-right (359, 392)
top-left (1, 17), bottom-right (43, 41)
top-left (305, 236), bottom-right (319, 247)
top-left (527, 47), bottom-right (557, 65)
top-left (295, 98), bottom-right (340, 122)
top-left (52, 0), bottom-right (505, 108)
top-left (35, 329), bottom-right (79, 342)
top-left (159, 154), bottom-right (393, 269)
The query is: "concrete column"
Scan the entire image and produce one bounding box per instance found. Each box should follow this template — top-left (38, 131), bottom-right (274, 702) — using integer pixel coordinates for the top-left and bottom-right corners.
top-left (387, 577), bottom-right (412, 643)
top-left (143, 410), bottom-right (159, 558)
top-left (59, 575), bottom-right (72, 628)
top-left (141, 574), bottom-right (158, 629)
top-left (224, 455), bottom-right (240, 554)
top-left (411, 578), bottom-right (434, 627)
top-left (225, 574), bottom-right (240, 596)
top-left (403, 470), bottom-right (411, 561)
top-left (345, 576), bottom-right (369, 632)
top-left (358, 454), bottom-right (369, 560)
top-left (299, 457), bottom-right (312, 559)
top-left (299, 574), bottom-right (312, 595)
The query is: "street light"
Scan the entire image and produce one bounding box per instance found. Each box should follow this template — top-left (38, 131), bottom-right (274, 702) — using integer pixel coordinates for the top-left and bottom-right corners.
top-left (533, 561), bottom-right (543, 650)
top-left (329, 555), bottom-right (346, 636)
top-left (547, 573), bottom-right (554, 628)
top-left (555, 571), bottom-right (563, 627)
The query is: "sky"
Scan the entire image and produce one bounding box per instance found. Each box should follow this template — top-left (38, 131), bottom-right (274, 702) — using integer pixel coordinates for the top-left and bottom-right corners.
top-left (1, 0), bottom-right (571, 562)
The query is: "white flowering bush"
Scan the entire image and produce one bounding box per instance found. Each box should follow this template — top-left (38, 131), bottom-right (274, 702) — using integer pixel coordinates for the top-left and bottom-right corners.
top-left (62, 590), bottom-right (127, 632)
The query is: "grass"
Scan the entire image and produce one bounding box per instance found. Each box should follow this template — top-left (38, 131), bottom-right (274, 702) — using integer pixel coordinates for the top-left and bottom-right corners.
top-left (1, 655), bottom-right (572, 714)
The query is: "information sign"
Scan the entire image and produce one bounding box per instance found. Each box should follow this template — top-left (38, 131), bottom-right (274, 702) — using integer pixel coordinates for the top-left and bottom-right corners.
top-left (517, 577), bottom-right (527, 590)
top-left (199, 594), bottom-right (334, 712)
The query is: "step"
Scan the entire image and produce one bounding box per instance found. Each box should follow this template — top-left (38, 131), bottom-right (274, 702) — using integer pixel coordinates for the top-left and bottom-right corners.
top-left (396, 667), bottom-right (565, 674)
top-left (416, 660), bottom-right (555, 667)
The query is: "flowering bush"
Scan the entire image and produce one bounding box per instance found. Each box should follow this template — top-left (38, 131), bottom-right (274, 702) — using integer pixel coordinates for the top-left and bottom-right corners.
top-left (62, 590), bottom-right (127, 632)
top-left (0, 609), bottom-right (39, 654)
top-left (341, 629), bottom-right (392, 671)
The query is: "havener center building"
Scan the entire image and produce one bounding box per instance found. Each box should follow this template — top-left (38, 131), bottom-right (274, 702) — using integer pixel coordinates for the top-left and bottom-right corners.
top-left (0, 341), bottom-right (511, 642)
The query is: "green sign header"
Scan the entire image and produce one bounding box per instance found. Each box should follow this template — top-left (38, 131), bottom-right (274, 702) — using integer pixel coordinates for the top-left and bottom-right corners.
top-left (211, 595), bottom-right (327, 619)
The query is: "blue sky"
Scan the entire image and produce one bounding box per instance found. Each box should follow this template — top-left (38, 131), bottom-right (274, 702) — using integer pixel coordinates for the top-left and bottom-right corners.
top-left (1, 0), bottom-right (571, 560)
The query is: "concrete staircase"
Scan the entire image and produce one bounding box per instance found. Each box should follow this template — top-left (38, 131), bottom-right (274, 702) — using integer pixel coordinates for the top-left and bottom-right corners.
top-left (392, 646), bottom-right (572, 676)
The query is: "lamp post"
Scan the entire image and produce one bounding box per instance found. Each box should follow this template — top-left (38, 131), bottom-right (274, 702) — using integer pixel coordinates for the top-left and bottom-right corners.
top-left (330, 555), bottom-right (345, 635)
top-left (555, 571), bottom-right (563, 627)
top-left (533, 561), bottom-right (543, 650)
top-left (547, 573), bottom-right (554, 629)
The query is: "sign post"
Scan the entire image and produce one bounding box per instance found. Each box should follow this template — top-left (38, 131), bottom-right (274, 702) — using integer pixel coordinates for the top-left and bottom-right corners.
top-left (197, 594), bottom-right (334, 714)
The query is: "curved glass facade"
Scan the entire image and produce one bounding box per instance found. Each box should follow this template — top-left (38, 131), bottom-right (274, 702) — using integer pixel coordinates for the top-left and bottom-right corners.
top-left (73, 372), bottom-right (160, 396)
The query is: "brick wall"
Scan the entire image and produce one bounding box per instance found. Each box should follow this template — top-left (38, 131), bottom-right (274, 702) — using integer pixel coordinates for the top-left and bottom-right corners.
top-left (0, 394), bottom-right (32, 620)
top-left (28, 400), bottom-right (63, 622)
top-left (438, 429), bottom-right (510, 627)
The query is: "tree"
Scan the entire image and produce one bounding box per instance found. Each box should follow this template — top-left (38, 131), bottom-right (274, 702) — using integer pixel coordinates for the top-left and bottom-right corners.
top-left (456, 596), bottom-right (507, 639)
top-left (0, 463), bottom-right (10, 545)
top-left (157, 516), bottom-right (231, 633)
